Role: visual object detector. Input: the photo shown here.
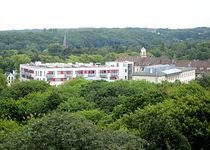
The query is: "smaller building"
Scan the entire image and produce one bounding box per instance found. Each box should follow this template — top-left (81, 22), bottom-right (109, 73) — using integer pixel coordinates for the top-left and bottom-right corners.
top-left (174, 60), bottom-right (210, 77)
top-left (132, 64), bottom-right (195, 83)
top-left (117, 54), bottom-right (210, 77)
top-left (140, 47), bottom-right (147, 57)
top-left (5, 71), bottom-right (16, 86)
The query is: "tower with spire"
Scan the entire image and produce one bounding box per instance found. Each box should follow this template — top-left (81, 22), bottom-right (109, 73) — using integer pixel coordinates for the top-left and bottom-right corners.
top-left (63, 31), bottom-right (68, 49)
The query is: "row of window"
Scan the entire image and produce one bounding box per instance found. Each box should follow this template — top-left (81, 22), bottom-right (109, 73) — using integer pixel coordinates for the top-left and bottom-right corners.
top-left (76, 70), bottom-right (95, 74)
top-left (57, 71), bottom-right (72, 74)
top-left (31, 69), bottom-right (120, 77)
top-left (166, 71), bottom-right (195, 81)
top-left (180, 71), bottom-right (195, 78)
top-left (166, 75), bottom-right (179, 81)
top-left (21, 68), bottom-right (34, 73)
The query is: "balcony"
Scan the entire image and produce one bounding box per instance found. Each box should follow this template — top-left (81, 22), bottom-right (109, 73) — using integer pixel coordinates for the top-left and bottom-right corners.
top-left (110, 73), bottom-right (119, 76)
top-left (46, 74), bottom-right (54, 79)
top-left (76, 74), bottom-right (84, 77)
top-left (65, 74), bottom-right (73, 78)
top-left (100, 73), bottom-right (107, 78)
top-left (88, 74), bottom-right (96, 77)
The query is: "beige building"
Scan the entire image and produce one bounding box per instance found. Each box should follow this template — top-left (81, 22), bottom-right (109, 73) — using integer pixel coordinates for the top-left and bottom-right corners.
top-left (117, 54), bottom-right (210, 77)
top-left (132, 64), bottom-right (196, 83)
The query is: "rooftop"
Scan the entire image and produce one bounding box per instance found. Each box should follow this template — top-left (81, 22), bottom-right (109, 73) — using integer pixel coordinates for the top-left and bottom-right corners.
top-left (20, 61), bottom-right (130, 69)
top-left (133, 64), bottom-right (195, 77)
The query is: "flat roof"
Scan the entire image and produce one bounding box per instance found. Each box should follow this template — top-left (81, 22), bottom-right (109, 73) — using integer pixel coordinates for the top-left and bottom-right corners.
top-left (133, 72), bottom-right (165, 77)
top-left (133, 67), bottom-right (195, 77)
top-left (162, 68), bottom-right (181, 75)
top-left (145, 64), bottom-right (170, 69)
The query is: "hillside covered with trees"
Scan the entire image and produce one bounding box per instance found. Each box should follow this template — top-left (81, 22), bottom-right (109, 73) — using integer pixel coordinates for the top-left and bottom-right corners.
top-left (1, 27), bottom-right (210, 73)
top-left (0, 27), bottom-right (210, 59)
top-left (0, 75), bottom-right (210, 149)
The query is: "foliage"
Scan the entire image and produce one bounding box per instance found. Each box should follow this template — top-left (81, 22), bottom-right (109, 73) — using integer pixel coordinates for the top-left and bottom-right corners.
top-left (57, 77), bottom-right (89, 99)
top-left (110, 84), bottom-right (210, 150)
top-left (2, 112), bottom-right (147, 150)
top-left (57, 97), bottom-right (95, 112)
top-left (47, 43), bottom-right (64, 56)
top-left (10, 54), bottom-right (31, 70)
top-left (0, 119), bottom-right (22, 149)
top-left (197, 73), bottom-right (210, 89)
top-left (0, 74), bottom-right (210, 149)
top-left (1, 28), bottom-right (210, 67)
top-left (16, 88), bottom-right (64, 121)
top-left (74, 109), bottom-right (107, 124)
top-left (80, 80), bottom-right (159, 114)
top-left (0, 99), bottom-right (18, 120)
top-left (66, 54), bottom-right (105, 64)
top-left (0, 73), bottom-right (7, 94)
top-left (6, 80), bottom-right (50, 100)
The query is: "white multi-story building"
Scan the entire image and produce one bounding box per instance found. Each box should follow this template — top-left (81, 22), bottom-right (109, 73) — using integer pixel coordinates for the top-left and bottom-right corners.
top-left (132, 64), bottom-right (196, 83)
top-left (20, 61), bottom-right (133, 86)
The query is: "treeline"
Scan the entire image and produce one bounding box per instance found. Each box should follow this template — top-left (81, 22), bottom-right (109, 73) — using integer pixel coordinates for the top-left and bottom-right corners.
top-left (0, 74), bottom-right (210, 149)
top-left (0, 48), bottom-right (127, 73)
top-left (1, 27), bottom-right (210, 61)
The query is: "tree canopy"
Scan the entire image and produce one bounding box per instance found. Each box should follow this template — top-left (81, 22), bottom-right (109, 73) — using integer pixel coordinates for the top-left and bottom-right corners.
top-left (0, 77), bottom-right (210, 149)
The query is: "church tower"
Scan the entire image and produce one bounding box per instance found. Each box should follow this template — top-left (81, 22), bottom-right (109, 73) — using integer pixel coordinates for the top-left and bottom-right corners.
top-left (63, 32), bottom-right (68, 49)
top-left (141, 47), bottom-right (147, 57)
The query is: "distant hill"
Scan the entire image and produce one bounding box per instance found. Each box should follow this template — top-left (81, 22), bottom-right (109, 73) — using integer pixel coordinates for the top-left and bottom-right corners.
top-left (0, 27), bottom-right (210, 51)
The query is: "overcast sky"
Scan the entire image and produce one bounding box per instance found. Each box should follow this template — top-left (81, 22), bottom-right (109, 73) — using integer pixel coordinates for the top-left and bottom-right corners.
top-left (0, 0), bottom-right (209, 30)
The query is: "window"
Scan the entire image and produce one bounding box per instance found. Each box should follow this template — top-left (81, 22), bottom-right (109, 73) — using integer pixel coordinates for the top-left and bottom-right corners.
top-left (100, 70), bottom-right (106, 74)
top-left (51, 78), bottom-right (55, 81)
top-left (89, 70), bottom-right (95, 74)
top-left (125, 69), bottom-right (127, 73)
top-left (66, 71), bottom-right (72, 74)
top-left (47, 71), bottom-right (54, 75)
top-left (40, 71), bottom-right (42, 76)
top-left (57, 71), bottom-right (64, 74)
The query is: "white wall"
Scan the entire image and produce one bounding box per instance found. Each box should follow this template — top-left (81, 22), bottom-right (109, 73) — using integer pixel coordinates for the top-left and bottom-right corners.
top-left (20, 61), bottom-right (133, 86)
top-left (132, 69), bottom-right (196, 84)
top-left (132, 75), bottom-right (165, 83)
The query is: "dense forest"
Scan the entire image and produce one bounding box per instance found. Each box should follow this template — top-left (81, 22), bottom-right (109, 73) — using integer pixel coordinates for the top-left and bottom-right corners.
top-left (1, 27), bottom-right (210, 73)
top-left (1, 27), bottom-right (210, 59)
top-left (0, 74), bottom-right (210, 149)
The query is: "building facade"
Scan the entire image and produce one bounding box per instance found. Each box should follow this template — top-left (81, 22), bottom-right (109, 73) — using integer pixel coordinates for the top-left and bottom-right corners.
top-left (20, 61), bottom-right (133, 86)
top-left (5, 71), bottom-right (16, 86)
top-left (132, 64), bottom-right (196, 83)
top-left (117, 55), bottom-right (210, 77)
